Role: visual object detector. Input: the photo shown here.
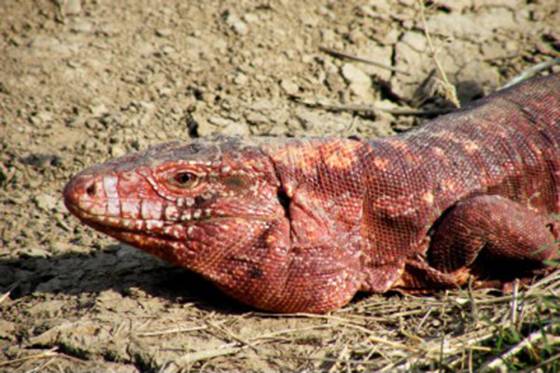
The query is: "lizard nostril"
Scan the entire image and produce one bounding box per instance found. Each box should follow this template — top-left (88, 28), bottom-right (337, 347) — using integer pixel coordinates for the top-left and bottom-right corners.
top-left (85, 181), bottom-right (97, 197)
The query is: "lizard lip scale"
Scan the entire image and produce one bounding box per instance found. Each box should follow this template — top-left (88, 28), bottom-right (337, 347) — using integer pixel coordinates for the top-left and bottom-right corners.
top-left (63, 75), bottom-right (560, 313)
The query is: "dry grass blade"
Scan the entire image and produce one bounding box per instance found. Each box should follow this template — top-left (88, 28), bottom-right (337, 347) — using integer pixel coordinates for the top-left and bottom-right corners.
top-left (296, 98), bottom-right (454, 116)
top-left (501, 57), bottom-right (560, 89)
top-left (251, 310), bottom-right (378, 324)
top-left (417, 0), bottom-right (460, 108)
top-left (319, 46), bottom-right (411, 75)
top-left (164, 324), bottom-right (335, 372)
top-left (328, 345), bottom-right (349, 373)
top-left (518, 352), bottom-right (560, 373)
top-left (341, 323), bottom-right (419, 352)
top-left (164, 343), bottom-right (242, 372)
top-left (282, 353), bottom-right (381, 368)
top-left (0, 347), bottom-right (59, 368)
top-left (415, 306), bottom-right (434, 331)
top-left (526, 268), bottom-right (560, 294)
top-left (253, 324), bottom-right (335, 341)
top-left (207, 320), bottom-right (258, 351)
top-left (510, 280), bottom-right (519, 327)
top-left (480, 326), bottom-right (560, 372)
top-left (24, 356), bottom-right (57, 373)
top-left (135, 325), bottom-right (209, 337)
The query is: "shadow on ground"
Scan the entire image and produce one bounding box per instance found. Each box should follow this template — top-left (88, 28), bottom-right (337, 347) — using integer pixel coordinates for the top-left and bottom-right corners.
top-left (0, 244), bottom-right (251, 315)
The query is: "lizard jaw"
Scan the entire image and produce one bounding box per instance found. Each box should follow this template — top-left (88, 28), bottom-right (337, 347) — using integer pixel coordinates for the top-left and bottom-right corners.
top-left (63, 171), bottom-right (285, 259)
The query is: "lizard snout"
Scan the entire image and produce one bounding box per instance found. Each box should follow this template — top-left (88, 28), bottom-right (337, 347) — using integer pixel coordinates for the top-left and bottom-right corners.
top-left (63, 172), bottom-right (112, 218)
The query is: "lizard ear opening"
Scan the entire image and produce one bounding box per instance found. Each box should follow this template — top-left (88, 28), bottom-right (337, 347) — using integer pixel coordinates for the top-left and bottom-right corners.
top-left (277, 187), bottom-right (291, 218)
top-left (222, 175), bottom-right (248, 190)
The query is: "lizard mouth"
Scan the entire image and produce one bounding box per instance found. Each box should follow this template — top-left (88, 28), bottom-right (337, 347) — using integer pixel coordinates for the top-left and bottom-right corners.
top-left (68, 204), bottom-right (282, 266)
top-left (67, 199), bottom-right (278, 244)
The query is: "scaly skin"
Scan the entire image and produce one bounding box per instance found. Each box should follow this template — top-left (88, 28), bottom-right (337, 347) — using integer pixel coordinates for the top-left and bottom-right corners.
top-left (64, 74), bottom-right (560, 313)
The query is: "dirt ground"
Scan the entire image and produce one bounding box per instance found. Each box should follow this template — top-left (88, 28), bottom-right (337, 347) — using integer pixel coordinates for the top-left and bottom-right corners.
top-left (1, 0), bottom-right (559, 372)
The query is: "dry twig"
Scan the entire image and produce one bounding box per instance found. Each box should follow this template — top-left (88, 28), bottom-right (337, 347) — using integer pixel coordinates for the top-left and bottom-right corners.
top-left (417, 0), bottom-right (460, 108)
top-left (0, 348), bottom-right (59, 369)
top-left (480, 325), bottom-right (560, 372)
top-left (501, 58), bottom-right (560, 89)
top-left (136, 325), bottom-right (209, 337)
top-left (319, 46), bottom-right (411, 76)
top-left (297, 98), bottom-right (453, 116)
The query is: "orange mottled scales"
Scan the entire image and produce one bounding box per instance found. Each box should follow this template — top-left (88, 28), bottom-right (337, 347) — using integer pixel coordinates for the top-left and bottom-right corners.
top-left (64, 75), bottom-right (560, 313)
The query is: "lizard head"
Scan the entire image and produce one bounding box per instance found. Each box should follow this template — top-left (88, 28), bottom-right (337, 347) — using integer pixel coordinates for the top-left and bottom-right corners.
top-left (64, 138), bottom-right (285, 262)
top-left (64, 137), bottom-right (365, 312)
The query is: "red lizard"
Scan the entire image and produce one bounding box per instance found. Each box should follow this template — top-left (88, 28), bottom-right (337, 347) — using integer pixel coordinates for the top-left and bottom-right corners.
top-left (64, 74), bottom-right (560, 313)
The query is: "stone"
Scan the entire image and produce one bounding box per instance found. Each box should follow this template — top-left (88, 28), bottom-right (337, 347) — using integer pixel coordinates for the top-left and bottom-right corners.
top-left (65, 0), bottom-right (82, 15)
top-left (155, 28), bottom-right (172, 37)
top-left (280, 79), bottom-right (299, 96)
top-left (70, 19), bottom-right (93, 34)
top-left (0, 320), bottom-right (16, 340)
top-left (225, 13), bottom-right (248, 35)
top-left (109, 143), bottom-right (127, 157)
top-left (89, 103), bottom-right (108, 117)
top-left (341, 63), bottom-right (372, 101)
top-left (234, 73), bottom-right (248, 85)
top-left (243, 13), bottom-right (259, 23)
top-left (222, 121), bottom-right (250, 136)
top-left (34, 193), bottom-right (58, 211)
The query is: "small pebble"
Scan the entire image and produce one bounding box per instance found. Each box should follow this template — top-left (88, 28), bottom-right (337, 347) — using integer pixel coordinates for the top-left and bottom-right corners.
top-left (234, 73), bottom-right (248, 85)
top-left (280, 79), bottom-right (299, 96)
top-left (155, 28), bottom-right (172, 37)
top-left (65, 0), bottom-right (82, 15)
top-left (225, 13), bottom-right (248, 35)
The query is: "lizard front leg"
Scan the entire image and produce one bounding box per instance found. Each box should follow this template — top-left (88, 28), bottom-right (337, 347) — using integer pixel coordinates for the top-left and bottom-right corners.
top-left (425, 194), bottom-right (558, 288)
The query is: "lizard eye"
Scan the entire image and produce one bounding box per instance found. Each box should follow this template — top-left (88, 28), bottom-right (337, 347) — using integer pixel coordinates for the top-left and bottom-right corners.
top-left (170, 171), bottom-right (199, 188)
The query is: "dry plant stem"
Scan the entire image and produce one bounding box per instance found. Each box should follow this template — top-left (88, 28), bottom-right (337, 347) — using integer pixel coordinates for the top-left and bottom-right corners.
top-left (501, 57), bottom-right (560, 89)
top-left (0, 348), bottom-right (59, 368)
top-left (510, 280), bottom-right (519, 327)
top-left (467, 278), bottom-right (479, 325)
top-left (445, 331), bottom-right (496, 356)
top-left (280, 354), bottom-right (380, 367)
top-left (207, 321), bottom-right (258, 351)
top-left (483, 53), bottom-right (520, 63)
top-left (135, 325), bottom-right (209, 337)
top-left (54, 214), bottom-right (72, 232)
top-left (518, 352), bottom-right (560, 373)
top-left (417, 0), bottom-right (460, 108)
top-left (338, 323), bottom-right (419, 352)
top-left (464, 292), bottom-right (544, 306)
top-left (319, 46), bottom-right (411, 76)
top-left (416, 306), bottom-right (434, 331)
top-left (167, 325), bottom-right (336, 371)
top-left (481, 325), bottom-right (560, 372)
top-left (252, 310), bottom-right (385, 323)
top-left (297, 99), bottom-right (454, 116)
top-left (438, 335), bottom-right (446, 373)
top-left (167, 342), bottom-right (242, 370)
top-left (27, 357), bottom-right (56, 373)
top-left (328, 345), bottom-right (349, 373)
top-left (526, 270), bottom-right (560, 295)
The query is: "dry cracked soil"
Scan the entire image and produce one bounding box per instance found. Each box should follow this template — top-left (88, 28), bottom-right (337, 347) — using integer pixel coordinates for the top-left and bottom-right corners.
top-left (1, 0), bottom-right (560, 372)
